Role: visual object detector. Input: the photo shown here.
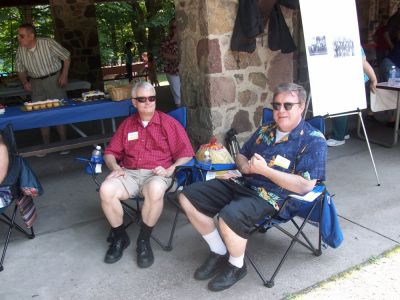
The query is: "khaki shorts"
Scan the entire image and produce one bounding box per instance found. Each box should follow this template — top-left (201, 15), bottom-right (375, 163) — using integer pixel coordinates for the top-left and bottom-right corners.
top-left (30, 72), bottom-right (67, 101)
top-left (118, 169), bottom-right (176, 198)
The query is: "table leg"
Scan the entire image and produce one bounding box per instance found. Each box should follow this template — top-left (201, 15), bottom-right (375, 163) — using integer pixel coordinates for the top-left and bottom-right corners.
top-left (69, 124), bottom-right (88, 137)
top-left (394, 91), bottom-right (400, 146)
top-left (357, 91), bottom-right (400, 148)
top-left (111, 118), bottom-right (116, 132)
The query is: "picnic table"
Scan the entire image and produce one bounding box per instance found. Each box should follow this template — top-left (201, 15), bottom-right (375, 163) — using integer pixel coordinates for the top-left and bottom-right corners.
top-left (0, 98), bottom-right (136, 157)
top-left (101, 62), bottom-right (147, 81)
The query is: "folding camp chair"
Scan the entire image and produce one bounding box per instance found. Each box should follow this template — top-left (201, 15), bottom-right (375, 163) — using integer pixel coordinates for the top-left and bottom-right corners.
top-left (78, 106), bottom-right (191, 251)
top-left (245, 184), bottom-right (328, 287)
top-left (235, 108), bottom-right (336, 287)
top-left (0, 124), bottom-right (36, 271)
top-left (177, 109), bottom-right (338, 287)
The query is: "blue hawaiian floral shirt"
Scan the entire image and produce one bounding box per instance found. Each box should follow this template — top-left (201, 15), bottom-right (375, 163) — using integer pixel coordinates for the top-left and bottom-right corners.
top-left (238, 119), bottom-right (327, 210)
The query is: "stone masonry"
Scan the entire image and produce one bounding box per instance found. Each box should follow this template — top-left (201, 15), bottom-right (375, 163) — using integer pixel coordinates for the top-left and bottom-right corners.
top-left (177, 0), bottom-right (294, 148)
top-left (50, 0), bottom-right (103, 89)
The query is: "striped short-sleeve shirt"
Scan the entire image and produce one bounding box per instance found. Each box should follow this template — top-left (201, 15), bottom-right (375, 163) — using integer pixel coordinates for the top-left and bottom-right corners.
top-left (15, 38), bottom-right (70, 79)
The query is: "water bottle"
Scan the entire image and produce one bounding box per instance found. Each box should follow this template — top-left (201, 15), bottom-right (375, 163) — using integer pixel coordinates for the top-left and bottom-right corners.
top-left (202, 150), bottom-right (212, 171)
top-left (86, 145), bottom-right (104, 174)
top-left (388, 65), bottom-right (397, 86)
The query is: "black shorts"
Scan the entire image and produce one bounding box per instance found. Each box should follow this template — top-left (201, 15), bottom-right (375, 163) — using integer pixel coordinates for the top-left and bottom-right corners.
top-left (181, 179), bottom-right (276, 239)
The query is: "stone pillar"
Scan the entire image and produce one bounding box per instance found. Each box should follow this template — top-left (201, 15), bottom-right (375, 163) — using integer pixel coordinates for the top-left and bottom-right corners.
top-left (50, 0), bottom-right (102, 89)
top-left (177, 0), bottom-right (294, 148)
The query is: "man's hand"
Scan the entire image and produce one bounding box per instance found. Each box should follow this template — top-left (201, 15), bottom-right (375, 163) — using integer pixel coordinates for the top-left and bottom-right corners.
top-left (58, 73), bottom-right (68, 87)
top-left (218, 170), bottom-right (242, 180)
top-left (22, 81), bottom-right (32, 92)
top-left (249, 153), bottom-right (269, 175)
top-left (152, 166), bottom-right (172, 177)
top-left (105, 168), bottom-right (125, 179)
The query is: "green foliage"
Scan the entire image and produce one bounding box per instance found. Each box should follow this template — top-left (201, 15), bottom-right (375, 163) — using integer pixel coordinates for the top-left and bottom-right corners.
top-left (0, 1), bottom-right (175, 71)
top-left (95, 0), bottom-right (175, 65)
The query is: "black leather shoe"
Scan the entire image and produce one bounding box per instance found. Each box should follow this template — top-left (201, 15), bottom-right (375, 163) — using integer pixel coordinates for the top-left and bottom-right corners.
top-left (194, 252), bottom-right (228, 280)
top-left (104, 235), bottom-right (130, 264)
top-left (208, 262), bottom-right (247, 291)
top-left (136, 239), bottom-right (154, 268)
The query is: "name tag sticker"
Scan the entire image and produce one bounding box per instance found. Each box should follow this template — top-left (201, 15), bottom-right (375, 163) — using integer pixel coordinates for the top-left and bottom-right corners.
top-left (274, 155), bottom-right (290, 169)
top-left (127, 131), bottom-right (138, 141)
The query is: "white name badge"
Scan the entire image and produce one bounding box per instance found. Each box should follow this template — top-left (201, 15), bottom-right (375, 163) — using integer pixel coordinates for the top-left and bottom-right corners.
top-left (127, 131), bottom-right (138, 141)
top-left (274, 155), bottom-right (291, 169)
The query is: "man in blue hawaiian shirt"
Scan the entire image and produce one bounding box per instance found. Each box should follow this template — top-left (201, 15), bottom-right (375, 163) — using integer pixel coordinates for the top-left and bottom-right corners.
top-left (178, 83), bottom-right (327, 292)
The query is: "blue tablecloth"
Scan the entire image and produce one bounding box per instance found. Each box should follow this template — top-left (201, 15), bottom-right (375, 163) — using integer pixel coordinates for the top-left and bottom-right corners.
top-left (0, 99), bottom-right (133, 131)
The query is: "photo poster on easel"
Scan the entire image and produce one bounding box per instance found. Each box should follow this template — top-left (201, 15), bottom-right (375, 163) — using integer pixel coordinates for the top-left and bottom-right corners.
top-left (299, 0), bottom-right (366, 116)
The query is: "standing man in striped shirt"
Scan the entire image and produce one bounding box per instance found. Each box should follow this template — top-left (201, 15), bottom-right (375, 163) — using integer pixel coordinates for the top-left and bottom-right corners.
top-left (15, 23), bottom-right (71, 154)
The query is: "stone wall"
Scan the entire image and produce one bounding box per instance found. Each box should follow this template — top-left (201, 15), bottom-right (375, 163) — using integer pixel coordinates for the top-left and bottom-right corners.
top-left (50, 0), bottom-right (102, 89)
top-left (177, 0), bottom-right (295, 148)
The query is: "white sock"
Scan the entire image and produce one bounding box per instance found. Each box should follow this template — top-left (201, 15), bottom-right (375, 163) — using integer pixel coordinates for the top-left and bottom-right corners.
top-left (229, 254), bottom-right (244, 268)
top-left (202, 229), bottom-right (227, 256)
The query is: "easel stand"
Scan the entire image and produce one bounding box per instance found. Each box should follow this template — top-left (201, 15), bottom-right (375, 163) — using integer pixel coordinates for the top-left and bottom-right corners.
top-left (326, 109), bottom-right (381, 186)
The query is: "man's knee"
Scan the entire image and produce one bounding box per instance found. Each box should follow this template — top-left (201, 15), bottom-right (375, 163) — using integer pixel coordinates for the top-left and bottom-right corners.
top-left (99, 179), bottom-right (124, 204)
top-left (142, 178), bottom-right (168, 202)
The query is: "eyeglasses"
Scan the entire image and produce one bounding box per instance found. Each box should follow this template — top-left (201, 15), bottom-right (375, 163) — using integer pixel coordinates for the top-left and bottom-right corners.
top-left (134, 96), bottom-right (156, 103)
top-left (271, 102), bottom-right (301, 111)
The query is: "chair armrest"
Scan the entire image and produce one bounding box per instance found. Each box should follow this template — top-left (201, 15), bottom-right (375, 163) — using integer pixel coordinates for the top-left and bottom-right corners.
top-left (194, 159), bottom-right (237, 171)
top-left (174, 158), bottom-right (195, 171)
top-left (288, 184), bottom-right (326, 202)
top-left (278, 183), bottom-right (327, 220)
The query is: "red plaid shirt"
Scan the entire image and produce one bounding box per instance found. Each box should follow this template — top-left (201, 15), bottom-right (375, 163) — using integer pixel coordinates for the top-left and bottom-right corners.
top-left (105, 111), bottom-right (194, 169)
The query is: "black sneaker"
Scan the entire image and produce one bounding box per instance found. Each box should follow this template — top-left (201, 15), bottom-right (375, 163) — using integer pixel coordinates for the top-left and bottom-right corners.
top-left (104, 235), bottom-right (130, 264)
top-left (194, 252), bottom-right (228, 280)
top-left (136, 239), bottom-right (154, 268)
top-left (208, 262), bottom-right (247, 292)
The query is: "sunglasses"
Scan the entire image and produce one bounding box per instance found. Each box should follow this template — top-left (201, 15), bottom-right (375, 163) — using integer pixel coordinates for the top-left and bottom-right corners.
top-left (271, 102), bottom-right (301, 111)
top-left (134, 96), bottom-right (156, 103)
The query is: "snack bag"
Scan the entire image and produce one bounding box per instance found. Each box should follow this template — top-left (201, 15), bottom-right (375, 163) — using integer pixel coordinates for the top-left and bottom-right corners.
top-left (195, 137), bottom-right (239, 180)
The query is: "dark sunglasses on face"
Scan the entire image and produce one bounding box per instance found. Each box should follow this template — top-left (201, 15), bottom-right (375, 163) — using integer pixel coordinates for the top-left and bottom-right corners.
top-left (271, 102), bottom-right (301, 111)
top-left (134, 96), bottom-right (156, 103)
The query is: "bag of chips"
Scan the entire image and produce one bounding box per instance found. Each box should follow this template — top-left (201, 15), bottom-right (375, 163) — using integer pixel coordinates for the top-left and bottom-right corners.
top-left (195, 137), bottom-right (239, 180)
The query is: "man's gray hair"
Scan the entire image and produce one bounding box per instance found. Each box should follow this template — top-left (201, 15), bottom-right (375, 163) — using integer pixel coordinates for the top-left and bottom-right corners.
top-left (19, 23), bottom-right (37, 37)
top-left (273, 83), bottom-right (307, 103)
top-left (131, 81), bottom-right (156, 98)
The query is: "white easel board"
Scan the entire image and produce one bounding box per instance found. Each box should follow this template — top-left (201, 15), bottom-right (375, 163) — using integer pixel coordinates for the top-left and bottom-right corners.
top-left (300, 0), bottom-right (366, 116)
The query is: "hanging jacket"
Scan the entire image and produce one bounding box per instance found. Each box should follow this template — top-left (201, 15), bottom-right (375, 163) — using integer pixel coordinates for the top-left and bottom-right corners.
top-left (231, 0), bottom-right (299, 53)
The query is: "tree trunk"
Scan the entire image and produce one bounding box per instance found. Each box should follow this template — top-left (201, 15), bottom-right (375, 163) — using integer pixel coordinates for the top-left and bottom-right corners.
top-left (18, 6), bottom-right (33, 23)
top-left (146, 0), bottom-right (158, 54)
top-left (111, 22), bottom-right (118, 65)
top-left (129, 0), bottom-right (147, 56)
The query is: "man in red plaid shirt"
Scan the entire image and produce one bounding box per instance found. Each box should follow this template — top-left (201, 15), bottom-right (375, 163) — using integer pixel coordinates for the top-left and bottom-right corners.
top-left (100, 82), bottom-right (194, 268)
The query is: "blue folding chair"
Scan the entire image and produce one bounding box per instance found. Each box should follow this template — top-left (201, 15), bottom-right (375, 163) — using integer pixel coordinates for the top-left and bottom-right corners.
top-left (262, 107), bottom-right (325, 134)
top-left (78, 106), bottom-right (190, 251)
top-left (177, 109), bottom-right (341, 287)
top-left (236, 108), bottom-right (338, 287)
top-left (0, 124), bottom-right (36, 272)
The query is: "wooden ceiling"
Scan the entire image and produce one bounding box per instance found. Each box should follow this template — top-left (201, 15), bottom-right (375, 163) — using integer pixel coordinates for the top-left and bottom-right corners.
top-left (1, 0), bottom-right (49, 7)
top-left (0, 0), bottom-right (116, 8)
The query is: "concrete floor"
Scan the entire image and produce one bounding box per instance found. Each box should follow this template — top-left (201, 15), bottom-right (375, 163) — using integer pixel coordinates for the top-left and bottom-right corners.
top-left (1, 115), bottom-right (400, 299)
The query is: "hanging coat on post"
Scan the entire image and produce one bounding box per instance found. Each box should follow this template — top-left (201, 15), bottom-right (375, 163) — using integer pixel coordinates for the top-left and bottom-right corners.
top-left (231, 0), bottom-right (299, 53)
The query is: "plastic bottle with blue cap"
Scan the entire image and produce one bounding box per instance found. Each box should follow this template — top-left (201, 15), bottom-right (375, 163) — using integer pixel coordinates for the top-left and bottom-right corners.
top-left (86, 145), bottom-right (104, 174)
top-left (388, 65), bottom-right (397, 86)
